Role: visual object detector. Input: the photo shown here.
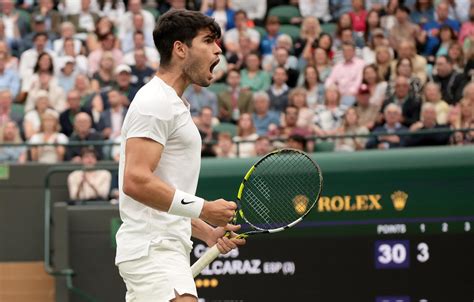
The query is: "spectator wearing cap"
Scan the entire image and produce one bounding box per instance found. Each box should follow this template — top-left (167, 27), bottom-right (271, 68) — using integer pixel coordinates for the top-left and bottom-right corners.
top-left (65, 0), bottom-right (100, 39)
top-left (57, 56), bottom-right (78, 94)
top-left (113, 64), bottom-right (139, 105)
top-left (53, 22), bottom-right (82, 57)
top-left (88, 31), bottom-right (123, 76)
top-left (184, 84), bottom-right (218, 118)
top-left (65, 112), bottom-right (103, 162)
top-left (224, 10), bottom-right (260, 56)
top-left (122, 31), bottom-right (160, 70)
top-left (389, 6), bottom-right (420, 50)
top-left (366, 103), bottom-right (407, 149)
top-left (433, 55), bottom-right (467, 105)
top-left (0, 52), bottom-right (19, 99)
top-left (23, 91), bottom-right (59, 140)
top-left (325, 42), bottom-right (365, 107)
top-left (57, 38), bottom-right (88, 75)
top-left (60, 89), bottom-right (94, 137)
top-left (0, 90), bottom-right (21, 128)
top-left (31, 0), bottom-right (62, 35)
top-left (405, 103), bottom-right (450, 147)
top-left (354, 83), bottom-right (379, 130)
top-left (129, 49), bottom-right (155, 88)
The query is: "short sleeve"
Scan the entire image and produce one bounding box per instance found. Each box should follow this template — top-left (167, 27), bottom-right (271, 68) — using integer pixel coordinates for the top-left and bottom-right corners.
top-left (125, 107), bottom-right (175, 147)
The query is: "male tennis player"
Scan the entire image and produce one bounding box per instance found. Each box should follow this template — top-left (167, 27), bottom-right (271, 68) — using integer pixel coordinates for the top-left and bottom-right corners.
top-left (116, 10), bottom-right (246, 302)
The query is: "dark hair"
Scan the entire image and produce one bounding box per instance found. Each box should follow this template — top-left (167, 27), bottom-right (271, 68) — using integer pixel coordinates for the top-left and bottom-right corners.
top-left (234, 9), bottom-right (247, 19)
top-left (396, 57), bottom-right (413, 74)
top-left (364, 10), bottom-right (380, 43)
top-left (34, 52), bottom-right (54, 74)
top-left (396, 5), bottom-right (411, 14)
top-left (34, 32), bottom-right (48, 41)
top-left (81, 147), bottom-right (98, 158)
top-left (437, 54), bottom-right (453, 64)
top-left (153, 10), bottom-right (221, 67)
top-left (304, 65), bottom-right (320, 88)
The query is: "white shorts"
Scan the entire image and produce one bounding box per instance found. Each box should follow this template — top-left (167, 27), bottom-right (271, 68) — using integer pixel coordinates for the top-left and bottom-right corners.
top-left (118, 239), bottom-right (197, 302)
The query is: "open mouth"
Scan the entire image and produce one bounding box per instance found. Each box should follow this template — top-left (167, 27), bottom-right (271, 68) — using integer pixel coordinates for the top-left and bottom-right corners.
top-left (209, 59), bottom-right (220, 73)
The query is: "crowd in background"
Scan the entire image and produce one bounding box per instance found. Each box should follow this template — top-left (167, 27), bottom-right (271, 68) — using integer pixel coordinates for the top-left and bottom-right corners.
top-left (0, 0), bottom-right (473, 170)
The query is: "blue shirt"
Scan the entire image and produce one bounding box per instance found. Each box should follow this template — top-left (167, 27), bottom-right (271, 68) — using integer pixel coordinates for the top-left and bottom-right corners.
top-left (260, 33), bottom-right (280, 56)
top-left (253, 111), bottom-right (280, 136)
top-left (183, 86), bottom-right (218, 117)
top-left (0, 69), bottom-right (20, 98)
top-left (422, 19), bottom-right (461, 56)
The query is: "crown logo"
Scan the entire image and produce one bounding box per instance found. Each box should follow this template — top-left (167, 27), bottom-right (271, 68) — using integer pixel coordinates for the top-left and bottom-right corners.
top-left (293, 195), bottom-right (309, 215)
top-left (391, 191), bottom-right (408, 211)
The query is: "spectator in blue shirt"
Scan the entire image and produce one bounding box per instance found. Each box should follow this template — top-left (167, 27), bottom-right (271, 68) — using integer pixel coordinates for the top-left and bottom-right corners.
top-left (0, 52), bottom-right (19, 98)
top-left (260, 16), bottom-right (281, 56)
top-left (252, 91), bottom-right (280, 136)
top-left (184, 84), bottom-right (219, 117)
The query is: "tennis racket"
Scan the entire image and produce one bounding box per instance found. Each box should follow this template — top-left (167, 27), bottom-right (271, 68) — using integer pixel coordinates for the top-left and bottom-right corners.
top-left (191, 148), bottom-right (323, 278)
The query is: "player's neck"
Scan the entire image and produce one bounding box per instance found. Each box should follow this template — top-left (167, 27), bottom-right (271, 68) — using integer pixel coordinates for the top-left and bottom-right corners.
top-left (155, 67), bottom-right (190, 97)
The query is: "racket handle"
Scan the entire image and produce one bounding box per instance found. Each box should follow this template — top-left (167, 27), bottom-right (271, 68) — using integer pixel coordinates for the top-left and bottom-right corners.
top-left (191, 244), bottom-right (220, 278)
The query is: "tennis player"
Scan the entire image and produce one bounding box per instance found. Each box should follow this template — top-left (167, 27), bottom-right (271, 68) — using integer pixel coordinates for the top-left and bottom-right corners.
top-left (116, 10), bottom-right (245, 302)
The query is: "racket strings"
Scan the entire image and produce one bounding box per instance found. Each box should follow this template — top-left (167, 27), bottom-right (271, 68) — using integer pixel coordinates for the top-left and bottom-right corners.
top-left (242, 151), bottom-right (321, 230)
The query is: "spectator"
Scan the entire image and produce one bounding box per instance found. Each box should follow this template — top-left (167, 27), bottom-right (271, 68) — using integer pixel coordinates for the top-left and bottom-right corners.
top-left (463, 82), bottom-right (474, 104)
top-left (405, 103), bottom-right (450, 146)
top-left (381, 75), bottom-right (421, 127)
top-left (57, 56), bottom-right (78, 94)
top-left (88, 31), bottom-right (123, 76)
top-left (298, 0), bottom-right (331, 23)
top-left (325, 42), bottom-right (365, 107)
top-left (410, 0), bottom-right (435, 26)
top-left (331, 0), bottom-right (353, 20)
top-left (459, 98), bottom-right (473, 129)
top-left (129, 49), bottom-right (155, 88)
top-left (389, 6), bottom-right (419, 50)
top-left (349, 0), bottom-right (368, 34)
top-left (19, 32), bottom-right (56, 86)
top-left (433, 55), bottom-right (467, 105)
top-left (67, 147), bottom-right (111, 201)
top-left (386, 58), bottom-right (423, 100)
top-left (118, 0), bottom-right (155, 45)
top-left (86, 16), bottom-right (115, 52)
top-left (364, 10), bottom-right (382, 44)
top-left (354, 84), bottom-right (379, 130)
top-left (29, 111), bottom-right (68, 163)
top-left (91, 52), bottom-right (116, 93)
top-left (231, 0), bottom-right (267, 24)
top-left (362, 64), bottom-right (387, 108)
top-left (254, 136), bottom-right (273, 156)
top-left (422, 82), bottom-right (450, 125)
top-left (0, 90), bottom-right (21, 128)
top-left (74, 74), bottom-right (96, 108)
top-left (267, 66), bottom-right (290, 113)
top-left (226, 34), bottom-right (253, 71)
top-left (288, 87), bottom-right (315, 131)
top-left (234, 113), bottom-right (258, 158)
top-left (121, 14), bottom-right (154, 54)
top-left (214, 132), bottom-right (236, 158)
top-left (23, 91), bottom-right (58, 140)
top-left (335, 107), bottom-right (369, 151)
top-left (217, 69), bottom-right (253, 123)
top-left (97, 89), bottom-right (127, 140)
top-left (0, 40), bottom-right (19, 71)
top-left (123, 31), bottom-right (160, 70)
top-left (313, 47), bottom-right (332, 83)
top-left (448, 42), bottom-right (465, 73)
top-left (260, 16), bottom-right (281, 57)
top-left (25, 70), bottom-right (67, 113)
top-left (96, 0), bottom-right (126, 27)
top-left (184, 84), bottom-right (218, 118)
top-left (447, 105), bottom-right (464, 145)
top-left (0, 0), bottom-right (30, 42)
top-left (65, 112), bottom-right (103, 162)
top-left (392, 39), bottom-right (427, 84)
top-left (295, 16), bottom-right (321, 58)
top-left (31, 0), bottom-right (62, 35)
top-left (380, 0), bottom-right (398, 32)
top-left (286, 134), bottom-right (308, 152)
top-left (252, 91), bottom-right (280, 136)
top-left (224, 10), bottom-right (260, 56)
top-left (0, 18), bottom-right (19, 61)
top-left (362, 28), bottom-right (388, 65)
top-left (0, 121), bottom-right (26, 163)
top-left (301, 65), bottom-right (325, 109)
top-left (201, 0), bottom-right (235, 34)
top-left (20, 14), bottom-right (55, 54)
top-left (375, 45), bottom-right (393, 81)
top-left (240, 53), bottom-right (271, 92)
top-left (60, 90), bottom-right (93, 137)
top-left (196, 106), bottom-right (218, 157)
top-left (366, 103), bottom-right (407, 149)
top-left (458, 4), bottom-right (474, 44)
top-left (53, 22), bottom-right (82, 56)
top-left (57, 38), bottom-right (88, 75)
top-left (314, 85), bottom-right (347, 135)
top-left (263, 46), bottom-right (299, 87)
top-left (435, 25), bottom-right (457, 58)
top-left (113, 64), bottom-right (139, 105)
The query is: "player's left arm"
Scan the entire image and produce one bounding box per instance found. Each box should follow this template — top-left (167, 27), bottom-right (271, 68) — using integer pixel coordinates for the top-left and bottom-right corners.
top-left (191, 218), bottom-right (246, 254)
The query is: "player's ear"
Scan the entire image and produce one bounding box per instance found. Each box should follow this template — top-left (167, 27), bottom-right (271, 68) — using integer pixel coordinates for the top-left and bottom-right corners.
top-left (173, 40), bottom-right (187, 60)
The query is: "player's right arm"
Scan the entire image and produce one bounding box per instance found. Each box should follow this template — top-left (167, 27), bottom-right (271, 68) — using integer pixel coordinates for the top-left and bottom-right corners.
top-left (123, 137), bottom-right (236, 226)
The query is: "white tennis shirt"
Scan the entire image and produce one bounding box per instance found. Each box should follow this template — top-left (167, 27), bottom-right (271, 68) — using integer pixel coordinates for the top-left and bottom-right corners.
top-left (115, 76), bottom-right (202, 265)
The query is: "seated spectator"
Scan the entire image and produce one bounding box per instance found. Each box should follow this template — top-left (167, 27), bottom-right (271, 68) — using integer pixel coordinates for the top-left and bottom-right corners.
top-left (226, 34), bottom-right (253, 71)
top-left (447, 105), bottom-right (464, 145)
top-left (65, 112), bottom-right (103, 162)
top-left (233, 113), bottom-right (258, 158)
top-left (67, 148), bottom-right (112, 202)
top-left (19, 33), bottom-right (56, 87)
top-left (57, 38), bottom-right (88, 75)
top-left (20, 16), bottom-right (55, 54)
top-left (335, 107), bottom-right (369, 151)
top-left (270, 106), bottom-right (312, 144)
top-left (267, 67), bottom-right (289, 113)
top-left (288, 87), bottom-right (315, 131)
top-left (218, 69), bottom-right (253, 123)
top-left (97, 89), bottom-right (127, 141)
top-left (74, 74), bottom-right (97, 108)
top-left (391, 39), bottom-right (427, 84)
top-left (254, 136), bottom-right (273, 156)
top-left (375, 45), bottom-right (393, 82)
top-left (463, 82), bottom-right (474, 104)
top-left (88, 31), bottom-right (123, 76)
top-left (25, 70), bottom-right (67, 113)
top-left (332, 28), bottom-right (364, 64)
top-left (263, 46), bottom-right (299, 87)
top-left (121, 14), bottom-right (154, 54)
top-left (286, 134), bottom-right (308, 152)
top-left (458, 4), bottom-right (474, 44)
top-left (405, 103), bottom-right (450, 146)
top-left (348, 0), bottom-right (367, 34)
top-left (0, 41), bottom-right (19, 71)
top-left (0, 90), bottom-right (22, 128)
top-left (325, 42), bottom-right (365, 107)
top-left (23, 91), bottom-right (58, 140)
top-left (389, 6), bottom-right (420, 50)
top-left (201, 0), bottom-right (236, 34)
top-left (366, 103), bottom-right (408, 149)
top-left (184, 84), bottom-right (218, 118)
top-left (0, 52), bottom-right (19, 99)
top-left (460, 98), bottom-right (473, 129)
top-left (224, 10), bottom-right (260, 57)
top-left (386, 58), bottom-right (423, 100)
top-left (31, 0), bottom-right (62, 35)
top-left (113, 64), bottom-right (139, 105)
top-left (0, 121), bottom-right (26, 163)
top-left (122, 31), bottom-right (160, 70)
top-left (354, 84), bottom-right (379, 131)
top-left (260, 16), bottom-right (281, 57)
top-left (56, 56), bottom-right (78, 94)
top-left (422, 82), bottom-right (450, 125)
top-left (196, 106), bottom-right (218, 157)
top-left (86, 16), bottom-right (116, 52)
top-left (314, 85), bottom-right (347, 136)
top-left (231, 0), bottom-right (266, 24)
top-left (362, 64), bottom-right (388, 108)
top-left (60, 90), bottom-right (93, 137)
top-left (300, 65), bottom-right (325, 109)
top-left (240, 53), bottom-right (271, 92)
top-left (252, 91), bottom-right (280, 136)
top-left (433, 55), bottom-right (467, 105)
top-left (298, 1), bottom-right (331, 24)
top-left (117, 0), bottom-right (155, 47)
top-left (410, 0), bottom-right (435, 26)
top-left (435, 25), bottom-right (457, 58)
top-left (53, 22), bottom-right (82, 56)
top-left (362, 28), bottom-right (388, 65)
top-left (381, 76), bottom-right (421, 127)
top-left (448, 42), bottom-right (465, 73)
top-left (129, 49), bottom-right (155, 88)
top-left (300, 17), bottom-right (323, 63)
top-left (91, 52), bottom-right (116, 93)
top-left (313, 47), bottom-right (332, 83)
top-left (29, 111), bottom-right (68, 163)
top-left (214, 132), bottom-right (236, 158)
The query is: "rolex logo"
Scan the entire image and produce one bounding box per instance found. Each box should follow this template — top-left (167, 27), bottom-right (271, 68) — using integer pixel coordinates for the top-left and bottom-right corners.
top-left (391, 191), bottom-right (408, 211)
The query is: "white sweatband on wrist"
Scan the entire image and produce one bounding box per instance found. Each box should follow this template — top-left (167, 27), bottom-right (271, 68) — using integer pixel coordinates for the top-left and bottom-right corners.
top-left (168, 189), bottom-right (205, 218)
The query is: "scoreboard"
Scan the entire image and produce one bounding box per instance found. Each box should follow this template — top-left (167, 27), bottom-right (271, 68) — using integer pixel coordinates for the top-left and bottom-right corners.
top-left (193, 147), bottom-right (474, 302)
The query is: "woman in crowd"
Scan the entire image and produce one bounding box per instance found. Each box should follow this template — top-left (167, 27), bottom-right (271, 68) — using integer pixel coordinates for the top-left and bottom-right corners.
top-left (422, 82), bottom-right (450, 125)
top-left (233, 113), bottom-right (258, 158)
top-left (301, 65), bottom-right (325, 109)
top-left (313, 85), bottom-right (346, 136)
top-left (335, 107), bottom-right (369, 151)
top-left (375, 45), bottom-right (393, 81)
top-left (0, 121), bottom-right (26, 163)
top-left (288, 87), bottom-right (314, 131)
top-left (240, 52), bottom-right (271, 92)
top-left (29, 111), bottom-right (69, 163)
top-left (23, 92), bottom-right (58, 140)
top-left (91, 52), bottom-right (116, 93)
top-left (362, 64), bottom-right (387, 108)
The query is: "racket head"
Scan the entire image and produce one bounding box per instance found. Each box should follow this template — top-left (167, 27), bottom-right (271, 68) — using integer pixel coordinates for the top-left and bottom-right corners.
top-left (235, 148), bottom-right (323, 234)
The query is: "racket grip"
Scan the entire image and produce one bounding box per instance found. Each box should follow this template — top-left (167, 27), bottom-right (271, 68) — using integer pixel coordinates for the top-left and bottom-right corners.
top-left (191, 244), bottom-right (220, 278)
